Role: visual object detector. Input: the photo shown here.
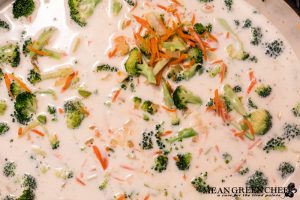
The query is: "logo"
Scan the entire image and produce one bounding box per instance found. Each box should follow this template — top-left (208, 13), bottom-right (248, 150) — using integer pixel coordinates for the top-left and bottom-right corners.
top-left (285, 183), bottom-right (297, 198)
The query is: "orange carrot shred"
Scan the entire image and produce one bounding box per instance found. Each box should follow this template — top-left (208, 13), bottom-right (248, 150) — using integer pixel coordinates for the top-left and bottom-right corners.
top-left (112, 89), bottom-right (121, 103)
top-left (160, 130), bottom-right (173, 137)
top-left (61, 71), bottom-right (77, 92)
top-left (161, 105), bottom-right (176, 113)
top-left (75, 177), bottom-right (86, 186)
top-left (3, 74), bottom-right (12, 97)
top-left (144, 194), bottom-right (150, 200)
top-left (92, 145), bottom-right (108, 170)
top-left (8, 74), bottom-right (32, 93)
top-left (18, 127), bottom-right (23, 136)
top-left (242, 119), bottom-right (255, 136)
top-left (189, 28), bottom-right (207, 60)
top-left (28, 45), bottom-right (50, 57)
top-left (31, 129), bottom-right (45, 137)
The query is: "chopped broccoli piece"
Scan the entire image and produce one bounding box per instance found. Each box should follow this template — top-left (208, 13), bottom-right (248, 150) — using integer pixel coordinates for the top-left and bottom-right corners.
top-left (194, 23), bottom-right (206, 34)
top-left (0, 43), bottom-right (20, 67)
top-left (278, 162), bottom-right (295, 179)
top-left (222, 153), bottom-right (232, 164)
top-left (0, 68), bottom-right (3, 81)
top-left (14, 92), bottom-right (37, 125)
top-left (173, 86), bottom-right (202, 110)
top-left (239, 167), bottom-right (249, 176)
top-left (78, 88), bottom-right (92, 98)
top-left (0, 100), bottom-right (7, 116)
top-left (0, 122), bottom-right (10, 135)
top-left (248, 98), bottom-right (258, 109)
top-left (177, 64), bottom-right (203, 82)
top-left (255, 84), bottom-right (272, 98)
top-left (233, 85), bottom-right (242, 93)
top-left (17, 189), bottom-right (35, 200)
top-left (265, 39), bottom-right (284, 58)
top-left (111, 0), bottom-right (122, 16)
top-left (64, 99), bottom-right (87, 129)
top-left (124, 0), bottom-right (135, 6)
top-left (208, 66), bottom-right (221, 78)
top-left (68, 0), bottom-right (102, 27)
top-left (283, 123), bottom-right (300, 141)
top-left (47, 105), bottom-right (56, 115)
top-left (3, 161), bottom-right (16, 177)
top-left (27, 69), bottom-right (41, 85)
top-left (12, 0), bottom-right (35, 19)
top-left (36, 115), bottom-right (47, 124)
top-left (22, 38), bottom-right (32, 56)
top-left (246, 171), bottom-right (268, 193)
top-left (248, 109), bottom-right (272, 135)
top-left (223, 84), bottom-right (247, 116)
top-left (263, 137), bottom-right (286, 153)
top-left (50, 135), bottom-right (60, 150)
top-left (168, 128), bottom-right (197, 143)
top-left (163, 36), bottom-right (186, 52)
top-left (175, 153), bottom-right (192, 170)
top-left (125, 48), bottom-right (156, 84)
top-left (0, 19), bottom-right (10, 30)
top-left (21, 174), bottom-right (37, 190)
top-left (139, 131), bottom-right (153, 150)
top-left (133, 96), bottom-right (142, 109)
top-left (206, 23), bottom-right (213, 33)
top-left (188, 47), bottom-right (203, 64)
top-left (242, 19), bottom-right (252, 28)
top-left (224, 0), bottom-right (233, 11)
top-left (153, 155), bottom-right (168, 173)
top-left (162, 80), bottom-right (174, 109)
top-left (191, 172), bottom-right (212, 193)
top-left (141, 100), bottom-right (159, 115)
top-left (250, 27), bottom-right (263, 46)
top-left (291, 103), bottom-right (300, 117)
top-left (96, 64), bottom-right (118, 72)
top-left (99, 176), bottom-right (109, 190)
top-left (10, 82), bottom-right (24, 97)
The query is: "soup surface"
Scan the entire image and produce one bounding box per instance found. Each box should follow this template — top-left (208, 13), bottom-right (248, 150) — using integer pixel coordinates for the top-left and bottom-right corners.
top-left (0, 0), bottom-right (299, 199)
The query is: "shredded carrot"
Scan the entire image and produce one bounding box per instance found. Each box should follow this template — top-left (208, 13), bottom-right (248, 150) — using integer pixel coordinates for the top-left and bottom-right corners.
top-left (3, 74), bottom-right (12, 97)
top-left (155, 68), bottom-right (164, 86)
top-left (18, 127), bottom-right (23, 136)
top-left (211, 89), bottom-right (230, 122)
top-left (112, 89), bottom-right (121, 103)
top-left (207, 33), bottom-right (218, 43)
top-left (161, 105), bottom-right (176, 113)
top-left (233, 130), bottom-right (246, 140)
top-left (133, 15), bottom-right (153, 34)
top-left (189, 28), bottom-right (207, 60)
top-left (75, 177), bottom-right (86, 186)
top-left (226, 32), bottom-right (230, 39)
top-left (58, 107), bottom-right (64, 114)
top-left (31, 129), bottom-right (45, 137)
top-left (220, 63), bottom-right (227, 83)
top-left (160, 130), bottom-right (173, 137)
top-left (61, 71), bottom-right (77, 92)
top-left (247, 71), bottom-right (257, 94)
top-left (211, 59), bottom-right (223, 65)
top-left (120, 164), bottom-right (135, 171)
top-left (248, 139), bottom-right (262, 150)
top-left (191, 14), bottom-right (196, 25)
top-left (157, 4), bottom-right (177, 13)
top-left (8, 74), bottom-right (32, 93)
top-left (116, 194), bottom-right (126, 200)
top-left (170, 0), bottom-right (181, 6)
top-left (242, 119), bottom-right (255, 136)
top-left (183, 59), bottom-right (195, 68)
top-left (177, 28), bottom-right (195, 41)
top-left (144, 194), bottom-right (150, 200)
top-left (92, 145), bottom-right (108, 170)
top-left (168, 54), bottom-right (188, 66)
top-left (28, 45), bottom-right (51, 57)
top-left (149, 37), bottom-right (159, 66)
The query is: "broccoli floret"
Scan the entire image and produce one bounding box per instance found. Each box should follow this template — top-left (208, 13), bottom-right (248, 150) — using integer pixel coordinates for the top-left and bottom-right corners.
top-left (27, 69), bottom-right (41, 85)
top-left (175, 153), bottom-right (192, 170)
top-left (233, 85), bottom-right (242, 93)
top-left (224, 0), bottom-right (233, 11)
top-left (0, 100), bottom-right (7, 116)
top-left (246, 171), bottom-right (268, 193)
top-left (222, 153), bottom-right (232, 164)
top-left (248, 98), bottom-right (258, 109)
top-left (283, 123), bottom-right (300, 141)
top-left (250, 27), bottom-right (263, 46)
top-left (12, 0), bottom-right (35, 19)
top-left (191, 172), bottom-right (212, 193)
top-left (141, 100), bottom-right (159, 115)
top-left (17, 189), bottom-right (35, 200)
top-left (36, 115), bottom-right (47, 124)
top-left (139, 131), bottom-right (153, 150)
top-left (223, 84), bottom-right (247, 116)
top-left (239, 167), bottom-right (249, 176)
top-left (124, 0), bottom-right (135, 6)
top-left (153, 155), bottom-right (168, 173)
top-left (248, 109), bottom-right (272, 135)
top-left (0, 43), bottom-right (20, 67)
top-left (193, 23), bottom-right (206, 34)
top-left (14, 92), bottom-right (37, 125)
top-left (0, 68), bottom-right (3, 81)
top-left (255, 84), bottom-right (272, 98)
top-left (291, 103), bottom-right (300, 117)
top-left (47, 105), bottom-right (57, 121)
top-left (10, 82), bottom-right (24, 97)
top-left (68, 0), bottom-right (102, 27)
top-left (163, 36), bottom-right (186, 52)
top-left (99, 176), bottom-right (109, 190)
top-left (0, 122), bottom-right (9, 135)
top-left (22, 38), bottom-right (32, 56)
top-left (50, 135), bottom-right (60, 150)
top-left (96, 64), bottom-right (118, 72)
top-left (265, 39), bottom-right (284, 58)
top-left (242, 19), bottom-right (252, 28)
top-left (3, 161), bottom-right (16, 177)
top-left (173, 86), bottom-right (202, 110)
top-left (64, 99), bottom-right (87, 129)
top-left (168, 128), bottom-right (197, 143)
top-left (278, 162), bottom-right (295, 179)
top-left (263, 137), bottom-right (286, 153)
top-left (0, 19), bottom-right (10, 30)
top-left (22, 174), bottom-right (37, 190)
top-left (133, 96), bottom-right (142, 109)
top-left (125, 48), bottom-right (156, 84)
top-left (188, 47), bottom-right (203, 64)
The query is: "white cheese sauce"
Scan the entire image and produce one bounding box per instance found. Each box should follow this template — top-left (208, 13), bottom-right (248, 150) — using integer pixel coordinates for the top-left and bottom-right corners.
top-left (0, 0), bottom-right (299, 200)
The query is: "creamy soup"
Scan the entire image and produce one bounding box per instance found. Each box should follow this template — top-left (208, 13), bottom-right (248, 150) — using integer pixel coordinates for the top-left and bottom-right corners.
top-left (0, 0), bottom-right (299, 200)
